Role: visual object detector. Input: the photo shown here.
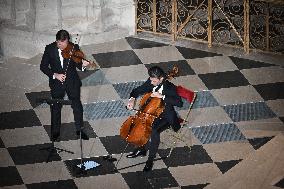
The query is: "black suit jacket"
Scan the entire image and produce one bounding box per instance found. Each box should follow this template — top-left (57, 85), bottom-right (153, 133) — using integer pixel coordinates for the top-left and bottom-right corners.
top-left (40, 42), bottom-right (83, 90)
top-left (130, 78), bottom-right (183, 131)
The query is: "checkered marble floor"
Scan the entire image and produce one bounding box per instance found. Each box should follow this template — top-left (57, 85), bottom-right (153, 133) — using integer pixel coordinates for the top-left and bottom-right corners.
top-left (0, 36), bottom-right (284, 189)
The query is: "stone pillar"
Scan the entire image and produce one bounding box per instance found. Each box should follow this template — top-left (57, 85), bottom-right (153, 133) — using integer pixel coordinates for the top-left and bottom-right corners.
top-left (0, 0), bottom-right (14, 21)
top-left (61, 0), bottom-right (103, 34)
top-left (35, 0), bottom-right (61, 32)
top-left (85, 0), bottom-right (103, 34)
top-left (101, 0), bottom-right (135, 35)
top-left (0, 0), bottom-right (136, 58)
top-left (61, 0), bottom-right (87, 33)
top-left (15, 0), bottom-right (35, 30)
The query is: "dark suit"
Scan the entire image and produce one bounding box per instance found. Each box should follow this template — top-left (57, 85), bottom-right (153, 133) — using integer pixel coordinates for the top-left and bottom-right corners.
top-left (40, 42), bottom-right (84, 136)
top-left (130, 78), bottom-right (183, 160)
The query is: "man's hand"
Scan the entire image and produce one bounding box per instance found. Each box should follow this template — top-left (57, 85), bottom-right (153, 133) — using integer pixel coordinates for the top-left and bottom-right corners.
top-left (54, 73), bottom-right (66, 82)
top-left (151, 92), bottom-right (164, 99)
top-left (82, 60), bottom-right (90, 67)
top-left (127, 98), bottom-right (135, 110)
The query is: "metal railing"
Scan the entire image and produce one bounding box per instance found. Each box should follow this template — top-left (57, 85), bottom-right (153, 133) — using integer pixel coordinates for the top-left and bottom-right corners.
top-left (135, 0), bottom-right (284, 54)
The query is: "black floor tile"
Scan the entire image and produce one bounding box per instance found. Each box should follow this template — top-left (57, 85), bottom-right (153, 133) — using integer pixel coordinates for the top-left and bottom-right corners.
top-left (253, 82), bottom-right (284, 101)
top-left (144, 60), bottom-right (195, 76)
top-left (248, 136), bottom-right (274, 150)
top-left (0, 137), bottom-right (4, 148)
top-left (0, 109), bottom-right (41, 130)
top-left (176, 46), bottom-right (222, 59)
top-left (215, 159), bottom-right (242, 174)
top-left (25, 91), bottom-right (51, 108)
top-left (93, 50), bottom-right (143, 68)
top-left (198, 70), bottom-right (250, 90)
top-left (159, 146), bottom-right (213, 167)
top-left (122, 168), bottom-right (178, 189)
top-left (0, 166), bottom-right (24, 187)
top-left (26, 179), bottom-right (78, 189)
top-left (274, 177), bottom-right (284, 188)
top-left (43, 121), bottom-right (96, 142)
top-left (64, 156), bottom-right (118, 178)
top-left (222, 102), bottom-right (276, 122)
top-left (8, 143), bottom-right (62, 165)
top-left (181, 183), bottom-right (209, 189)
top-left (99, 135), bottom-right (136, 154)
top-left (126, 37), bottom-right (168, 49)
top-left (229, 56), bottom-right (276, 70)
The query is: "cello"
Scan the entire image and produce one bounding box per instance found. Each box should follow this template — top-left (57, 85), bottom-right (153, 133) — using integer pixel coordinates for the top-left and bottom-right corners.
top-left (120, 66), bottom-right (179, 147)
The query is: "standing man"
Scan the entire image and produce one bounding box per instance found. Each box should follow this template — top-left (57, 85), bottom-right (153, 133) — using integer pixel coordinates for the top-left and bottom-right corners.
top-left (40, 30), bottom-right (89, 141)
top-left (126, 66), bottom-right (183, 172)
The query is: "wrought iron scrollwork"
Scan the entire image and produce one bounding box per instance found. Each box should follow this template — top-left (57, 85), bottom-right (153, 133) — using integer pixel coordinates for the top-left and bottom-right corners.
top-left (137, 0), bottom-right (153, 31)
top-left (136, 0), bottom-right (284, 54)
top-left (250, 1), bottom-right (268, 50)
top-left (212, 0), bottom-right (244, 46)
top-left (156, 0), bottom-right (173, 34)
top-left (178, 0), bottom-right (208, 40)
top-left (269, 4), bottom-right (284, 52)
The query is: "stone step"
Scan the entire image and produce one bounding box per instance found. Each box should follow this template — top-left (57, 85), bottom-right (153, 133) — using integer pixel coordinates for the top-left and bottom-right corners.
top-left (0, 27), bottom-right (129, 59)
top-left (206, 133), bottom-right (284, 189)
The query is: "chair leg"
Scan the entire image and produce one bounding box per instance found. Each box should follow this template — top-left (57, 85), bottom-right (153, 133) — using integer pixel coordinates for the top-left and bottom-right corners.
top-left (164, 124), bottom-right (194, 158)
top-left (167, 140), bottom-right (177, 158)
top-left (184, 126), bottom-right (192, 151)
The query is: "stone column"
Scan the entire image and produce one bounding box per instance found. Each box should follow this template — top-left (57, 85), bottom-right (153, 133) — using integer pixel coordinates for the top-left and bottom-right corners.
top-left (15, 0), bottom-right (35, 30)
top-left (101, 0), bottom-right (135, 35)
top-left (35, 0), bottom-right (61, 32)
top-left (0, 0), bottom-right (14, 21)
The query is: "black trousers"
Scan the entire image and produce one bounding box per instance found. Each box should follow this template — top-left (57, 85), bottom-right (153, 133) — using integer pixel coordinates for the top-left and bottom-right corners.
top-left (143, 117), bottom-right (170, 161)
top-left (50, 83), bottom-right (83, 136)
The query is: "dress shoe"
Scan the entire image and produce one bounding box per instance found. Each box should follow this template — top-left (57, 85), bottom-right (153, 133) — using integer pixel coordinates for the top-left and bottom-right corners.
top-left (126, 149), bottom-right (147, 158)
top-left (143, 160), bottom-right (153, 172)
top-left (76, 131), bottom-right (89, 140)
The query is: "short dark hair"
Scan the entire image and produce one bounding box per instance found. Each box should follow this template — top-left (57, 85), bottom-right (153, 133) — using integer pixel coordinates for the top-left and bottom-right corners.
top-left (148, 66), bottom-right (166, 79)
top-left (56, 30), bottom-right (70, 41)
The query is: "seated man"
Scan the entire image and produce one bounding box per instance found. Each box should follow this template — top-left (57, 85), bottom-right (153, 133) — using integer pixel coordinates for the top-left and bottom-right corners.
top-left (126, 66), bottom-right (183, 172)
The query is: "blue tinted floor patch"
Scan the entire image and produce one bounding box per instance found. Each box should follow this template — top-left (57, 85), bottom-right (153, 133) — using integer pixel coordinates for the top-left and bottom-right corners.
top-left (113, 81), bottom-right (145, 99)
top-left (192, 90), bottom-right (219, 109)
top-left (84, 100), bottom-right (131, 120)
top-left (81, 69), bottom-right (110, 86)
top-left (191, 123), bottom-right (246, 144)
top-left (222, 101), bottom-right (276, 122)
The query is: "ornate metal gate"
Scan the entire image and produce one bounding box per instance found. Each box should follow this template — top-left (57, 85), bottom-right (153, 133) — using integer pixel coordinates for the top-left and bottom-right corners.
top-left (136, 0), bottom-right (284, 54)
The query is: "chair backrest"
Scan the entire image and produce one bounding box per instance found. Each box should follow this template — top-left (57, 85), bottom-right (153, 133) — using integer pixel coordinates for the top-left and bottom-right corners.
top-left (176, 85), bottom-right (195, 103)
top-left (176, 85), bottom-right (196, 124)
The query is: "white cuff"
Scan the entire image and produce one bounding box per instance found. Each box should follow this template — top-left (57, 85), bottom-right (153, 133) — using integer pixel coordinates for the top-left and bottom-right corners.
top-left (52, 74), bottom-right (55, 79)
top-left (162, 95), bottom-right (165, 100)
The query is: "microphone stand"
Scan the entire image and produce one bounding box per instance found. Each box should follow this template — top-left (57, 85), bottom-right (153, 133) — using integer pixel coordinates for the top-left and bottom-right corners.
top-left (75, 124), bottom-right (100, 175)
top-left (37, 98), bottom-right (74, 162)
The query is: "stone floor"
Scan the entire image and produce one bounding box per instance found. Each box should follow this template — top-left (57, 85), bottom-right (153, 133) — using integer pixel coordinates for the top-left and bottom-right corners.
top-left (0, 34), bottom-right (284, 189)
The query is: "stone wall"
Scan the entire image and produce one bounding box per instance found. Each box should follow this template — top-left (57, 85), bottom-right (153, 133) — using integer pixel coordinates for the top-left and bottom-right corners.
top-left (0, 0), bottom-right (135, 58)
